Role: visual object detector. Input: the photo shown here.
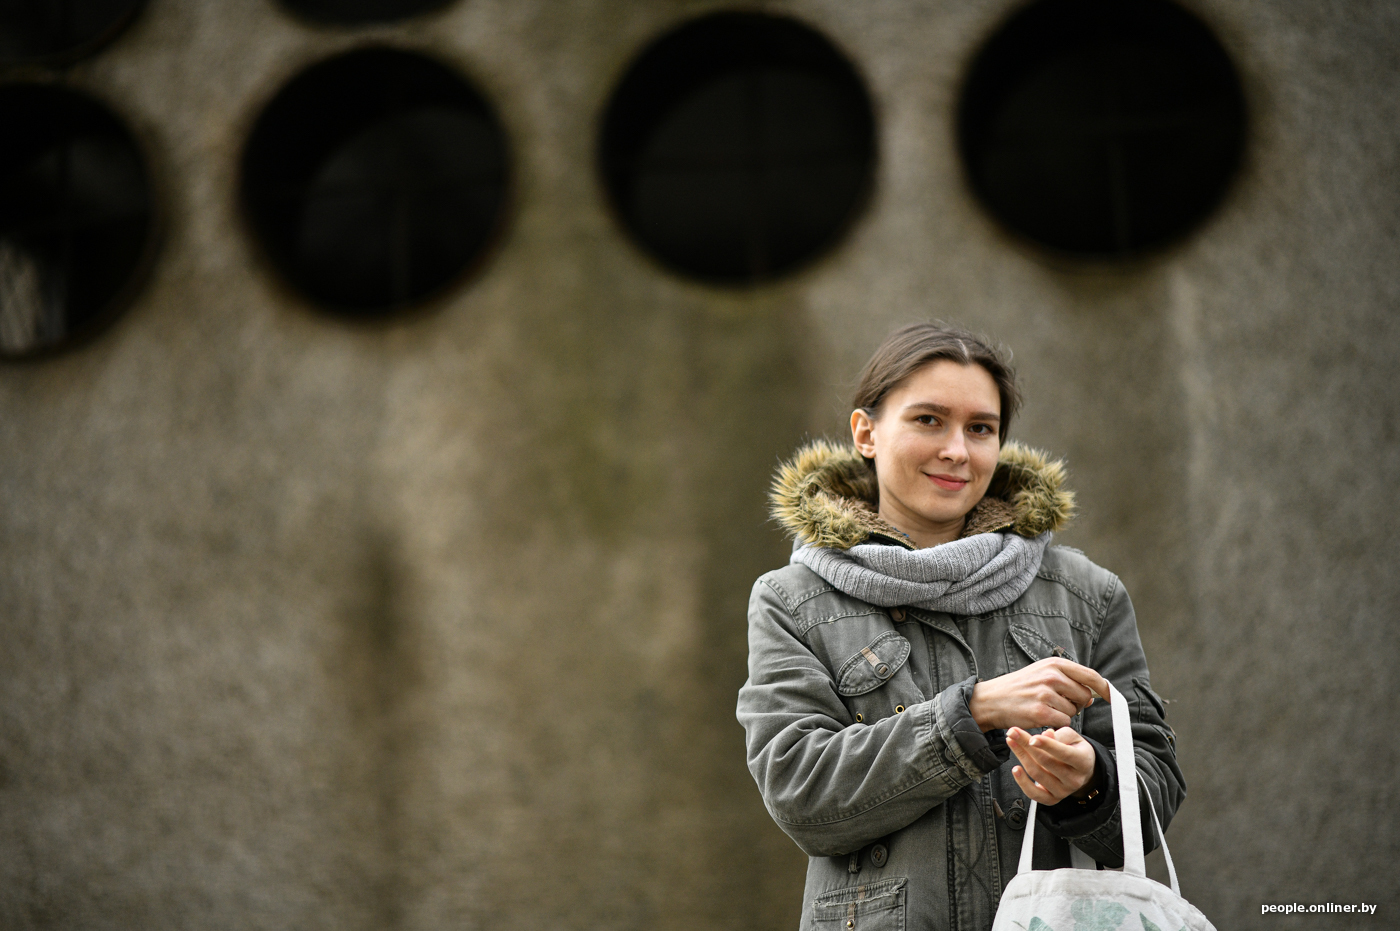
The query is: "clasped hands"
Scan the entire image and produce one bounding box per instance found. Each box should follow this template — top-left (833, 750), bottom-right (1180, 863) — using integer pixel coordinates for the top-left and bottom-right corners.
top-left (967, 658), bottom-right (1111, 806)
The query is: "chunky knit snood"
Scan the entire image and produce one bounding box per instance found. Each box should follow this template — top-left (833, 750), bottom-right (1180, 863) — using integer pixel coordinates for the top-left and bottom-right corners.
top-left (791, 529), bottom-right (1050, 615)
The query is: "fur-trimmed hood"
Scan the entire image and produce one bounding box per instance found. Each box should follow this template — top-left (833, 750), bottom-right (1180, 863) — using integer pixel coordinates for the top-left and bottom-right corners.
top-left (769, 439), bottom-right (1075, 550)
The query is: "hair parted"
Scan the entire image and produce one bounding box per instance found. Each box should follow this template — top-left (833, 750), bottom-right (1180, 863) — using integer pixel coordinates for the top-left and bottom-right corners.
top-left (852, 322), bottom-right (1021, 442)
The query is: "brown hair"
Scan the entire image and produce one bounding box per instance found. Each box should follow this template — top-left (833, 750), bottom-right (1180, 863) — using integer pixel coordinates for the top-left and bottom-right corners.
top-left (853, 322), bottom-right (1021, 442)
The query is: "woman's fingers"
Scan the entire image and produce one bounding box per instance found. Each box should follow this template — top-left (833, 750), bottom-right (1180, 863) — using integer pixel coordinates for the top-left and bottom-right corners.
top-left (1007, 731), bottom-right (1065, 791)
top-left (1060, 663), bottom-right (1112, 704)
top-left (1011, 764), bottom-right (1057, 804)
top-left (1033, 661), bottom-right (1096, 720)
top-left (1047, 668), bottom-right (1096, 711)
top-left (1029, 728), bottom-right (1085, 761)
top-left (972, 660), bottom-right (1108, 731)
top-left (1035, 691), bottom-right (1079, 728)
top-left (1007, 727), bottom-right (1096, 803)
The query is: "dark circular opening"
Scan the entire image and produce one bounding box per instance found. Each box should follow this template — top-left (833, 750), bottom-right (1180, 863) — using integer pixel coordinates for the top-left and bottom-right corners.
top-left (957, 0), bottom-right (1246, 258)
top-left (276, 0), bottom-right (455, 26)
top-left (0, 84), bottom-right (156, 360)
top-left (240, 47), bottom-right (509, 317)
top-left (0, 0), bottom-right (145, 65)
top-left (599, 11), bottom-right (876, 285)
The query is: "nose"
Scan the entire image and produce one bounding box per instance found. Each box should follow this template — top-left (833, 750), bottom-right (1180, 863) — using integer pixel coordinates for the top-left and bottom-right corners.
top-left (940, 430), bottom-right (969, 463)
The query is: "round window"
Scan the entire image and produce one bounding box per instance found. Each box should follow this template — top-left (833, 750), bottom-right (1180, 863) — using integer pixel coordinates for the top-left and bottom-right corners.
top-left (599, 12), bottom-right (876, 285)
top-left (276, 0), bottom-right (454, 26)
top-left (957, 0), bottom-right (1246, 258)
top-left (240, 47), bottom-right (509, 317)
top-left (0, 0), bottom-right (145, 64)
top-left (0, 84), bottom-right (156, 359)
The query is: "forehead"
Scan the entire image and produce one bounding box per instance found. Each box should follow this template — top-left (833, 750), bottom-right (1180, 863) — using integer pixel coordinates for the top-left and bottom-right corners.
top-left (888, 359), bottom-right (1001, 411)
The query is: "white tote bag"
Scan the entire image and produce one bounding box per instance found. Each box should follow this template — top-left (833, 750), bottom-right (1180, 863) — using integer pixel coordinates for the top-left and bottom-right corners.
top-left (990, 682), bottom-right (1215, 931)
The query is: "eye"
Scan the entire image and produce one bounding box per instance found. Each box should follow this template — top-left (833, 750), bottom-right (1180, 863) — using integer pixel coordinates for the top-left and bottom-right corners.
top-left (916, 414), bottom-right (941, 426)
top-left (968, 423), bottom-right (996, 436)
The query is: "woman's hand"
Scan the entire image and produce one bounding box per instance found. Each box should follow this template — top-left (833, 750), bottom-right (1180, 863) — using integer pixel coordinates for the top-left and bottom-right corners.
top-left (967, 658), bottom-right (1110, 731)
top-left (1007, 726), bottom-right (1099, 805)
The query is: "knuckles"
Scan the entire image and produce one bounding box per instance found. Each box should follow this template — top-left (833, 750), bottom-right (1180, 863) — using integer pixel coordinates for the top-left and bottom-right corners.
top-left (1027, 703), bottom-right (1069, 728)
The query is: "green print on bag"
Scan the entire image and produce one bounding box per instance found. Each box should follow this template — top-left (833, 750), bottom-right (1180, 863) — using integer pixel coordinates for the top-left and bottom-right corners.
top-left (1020, 900), bottom-right (1131, 931)
top-left (1073, 899), bottom-right (1130, 930)
top-left (1020, 908), bottom-right (1186, 931)
top-left (1138, 915), bottom-right (1187, 931)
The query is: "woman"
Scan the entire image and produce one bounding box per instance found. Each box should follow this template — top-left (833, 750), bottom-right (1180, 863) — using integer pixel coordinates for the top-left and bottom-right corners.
top-left (737, 323), bottom-right (1184, 931)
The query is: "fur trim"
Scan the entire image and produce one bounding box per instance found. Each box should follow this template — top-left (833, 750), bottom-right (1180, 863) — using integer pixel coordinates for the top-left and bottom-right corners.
top-left (769, 439), bottom-right (1075, 549)
top-left (768, 439), bottom-right (890, 550)
top-left (985, 442), bottom-right (1076, 538)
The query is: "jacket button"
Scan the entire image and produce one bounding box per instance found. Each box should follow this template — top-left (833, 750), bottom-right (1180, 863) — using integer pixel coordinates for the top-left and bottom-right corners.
top-left (1006, 800), bottom-right (1027, 831)
top-left (870, 844), bottom-right (888, 868)
top-left (846, 921), bottom-right (854, 929)
top-left (891, 608), bottom-right (906, 621)
top-left (876, 664), bottom-right (890, 678)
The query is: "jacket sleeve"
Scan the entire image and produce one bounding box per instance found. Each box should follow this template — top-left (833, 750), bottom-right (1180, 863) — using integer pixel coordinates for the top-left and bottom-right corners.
top-left (1040, 577), bottom-right (1186, 867)
top-left (736, 576), bottom-right (1006, 857)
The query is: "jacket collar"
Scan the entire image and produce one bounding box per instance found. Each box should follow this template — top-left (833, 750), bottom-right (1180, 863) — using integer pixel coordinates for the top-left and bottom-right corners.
top-left (769, 439), bottom-right (1075, 550)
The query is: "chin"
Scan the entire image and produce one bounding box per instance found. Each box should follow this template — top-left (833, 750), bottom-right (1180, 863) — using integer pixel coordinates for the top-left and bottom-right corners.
top-left (919, 501), bottom-right (972, 526)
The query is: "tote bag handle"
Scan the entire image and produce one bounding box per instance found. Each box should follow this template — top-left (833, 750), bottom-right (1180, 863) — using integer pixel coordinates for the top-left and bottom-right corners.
top-left (1015, 681), bottom-right (1180, 895)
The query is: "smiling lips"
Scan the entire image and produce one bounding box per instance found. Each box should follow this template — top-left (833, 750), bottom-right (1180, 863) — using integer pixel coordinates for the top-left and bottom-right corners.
top-left (927, 473), bottom-right (970, 491)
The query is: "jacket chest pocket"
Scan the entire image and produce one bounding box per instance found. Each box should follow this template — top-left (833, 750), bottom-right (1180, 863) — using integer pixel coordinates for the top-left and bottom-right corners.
top-left (812, 877), bottom-right (906, 931)
top-left (835, 632), bottom-right (925, 726)
top-left (1001, 618), bottom-right (1089, 736)
top-left (1002, 619), bottom-right (1079, 671)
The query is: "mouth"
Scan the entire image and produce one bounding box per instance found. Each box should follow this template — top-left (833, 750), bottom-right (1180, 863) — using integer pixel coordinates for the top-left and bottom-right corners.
top-left (926, 473), bottom-right (970, 491)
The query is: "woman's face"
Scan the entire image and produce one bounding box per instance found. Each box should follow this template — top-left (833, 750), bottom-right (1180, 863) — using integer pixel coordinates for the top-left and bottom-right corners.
top-left (851, 360), bottom-right (1002, 547)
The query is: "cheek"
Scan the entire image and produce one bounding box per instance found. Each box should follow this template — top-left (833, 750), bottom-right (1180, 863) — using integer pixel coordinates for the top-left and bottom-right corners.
top-left (882, 432), bottom-right (925, 466)
top-left (972, 445), bottom-right (1001, 486)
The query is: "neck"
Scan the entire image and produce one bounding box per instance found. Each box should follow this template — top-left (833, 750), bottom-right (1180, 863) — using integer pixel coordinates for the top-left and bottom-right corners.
top-left (878, 501), bottom-right (966, 549)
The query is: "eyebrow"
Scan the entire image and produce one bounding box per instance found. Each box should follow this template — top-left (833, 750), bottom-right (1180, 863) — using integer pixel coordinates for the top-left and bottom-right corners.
top-left (903, 401), bottom-right (1001, 422)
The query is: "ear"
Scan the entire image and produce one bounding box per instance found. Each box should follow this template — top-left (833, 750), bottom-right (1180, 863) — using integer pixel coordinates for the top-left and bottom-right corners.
top-left (850, 408), bottom-right (877, 459)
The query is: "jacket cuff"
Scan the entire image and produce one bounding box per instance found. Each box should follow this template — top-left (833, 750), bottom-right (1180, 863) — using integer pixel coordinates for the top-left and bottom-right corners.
top-left (1040, 735), bottom-right (1117, 838)
top-left (937, 675), bottom-right (1011, 780)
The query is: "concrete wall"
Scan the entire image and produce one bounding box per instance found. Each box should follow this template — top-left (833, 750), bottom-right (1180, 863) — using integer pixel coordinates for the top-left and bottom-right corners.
top-left (0, 1), bottom-right (1395, 929)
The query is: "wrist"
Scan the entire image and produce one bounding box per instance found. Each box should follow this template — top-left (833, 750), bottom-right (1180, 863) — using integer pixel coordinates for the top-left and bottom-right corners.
top-left (942, 676), bottom-right (1011, 775)
top-left (968, 680), bottom-right (1000, 731)
top-left (1070, 746), bottom-right (1108, 800)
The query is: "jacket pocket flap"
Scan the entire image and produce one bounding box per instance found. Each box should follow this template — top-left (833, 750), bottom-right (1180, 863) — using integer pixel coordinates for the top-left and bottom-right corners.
top-left (1008, 623), bottom-right (1076, 664)
top-left (813, 877), bottom-right (907, 921)
top-left (835, 632), bottom-right (911, 696)
top-left (1132, 675), bottom-right (1167, 719)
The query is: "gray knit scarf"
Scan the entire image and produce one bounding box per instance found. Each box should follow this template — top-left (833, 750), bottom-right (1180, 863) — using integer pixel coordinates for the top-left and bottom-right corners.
top-left (792, 531), bottom-right (1051, 616)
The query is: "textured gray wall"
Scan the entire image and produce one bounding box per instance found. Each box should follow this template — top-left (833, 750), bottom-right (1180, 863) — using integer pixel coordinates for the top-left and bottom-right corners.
top-left (0, 1), bottom-right (1396, 929)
